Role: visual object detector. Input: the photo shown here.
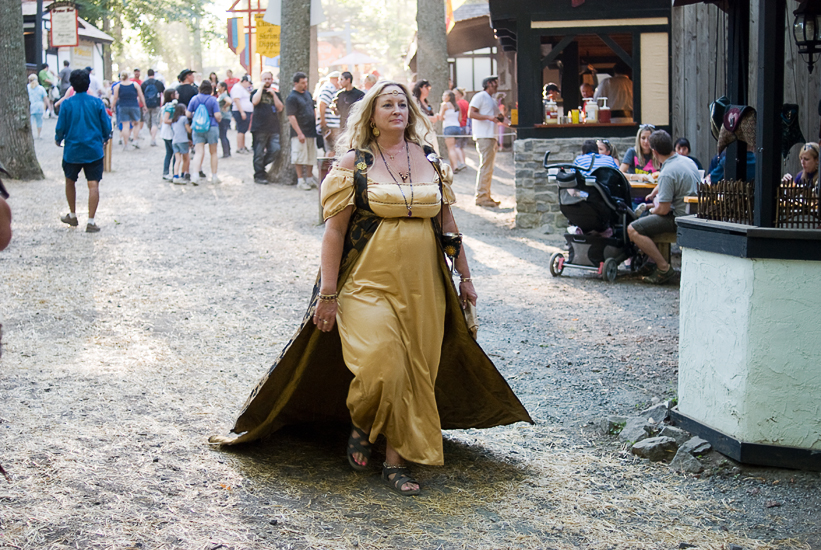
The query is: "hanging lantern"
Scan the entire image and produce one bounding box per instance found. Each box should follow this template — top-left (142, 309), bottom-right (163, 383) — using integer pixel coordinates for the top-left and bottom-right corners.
top-left (793, 0), bottom-right (821, 73)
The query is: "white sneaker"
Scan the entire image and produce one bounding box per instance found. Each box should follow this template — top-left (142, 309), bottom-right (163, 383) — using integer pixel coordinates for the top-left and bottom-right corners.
top-left (162, 174), bottom-right (173, 181)
top-left (296, 180), bottom-right (313, 191)
top-left (634, 203), bottom-right (648, 217)
top-left (308, 176), bottom-right (319, 189)
top-left (190, 175), bottom-right (200, 185)
top-left (210, 174), bottom-right (220, 184)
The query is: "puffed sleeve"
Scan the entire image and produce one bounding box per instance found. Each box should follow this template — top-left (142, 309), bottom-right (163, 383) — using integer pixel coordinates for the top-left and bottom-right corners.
top-left (320, 166), bottom-right (356, 221)
top-left (439, 162), bottom-right (457, 205)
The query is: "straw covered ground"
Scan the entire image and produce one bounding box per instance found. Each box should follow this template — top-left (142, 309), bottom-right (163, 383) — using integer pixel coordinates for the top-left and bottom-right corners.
top-left (1, 120), bottom-right (819, 550)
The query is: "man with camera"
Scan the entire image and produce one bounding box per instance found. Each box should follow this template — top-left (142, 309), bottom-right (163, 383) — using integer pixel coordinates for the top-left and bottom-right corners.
top-left (468, 75), bottom-right (507, 207)
top-left (250, 71), bottom-right (284, 184)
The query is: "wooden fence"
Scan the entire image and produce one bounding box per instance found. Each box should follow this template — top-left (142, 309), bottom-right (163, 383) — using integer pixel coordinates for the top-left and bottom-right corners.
top-left (697, 181), bottom-right (754, 225)
top-left (776, 180), bottom-right (821, 229)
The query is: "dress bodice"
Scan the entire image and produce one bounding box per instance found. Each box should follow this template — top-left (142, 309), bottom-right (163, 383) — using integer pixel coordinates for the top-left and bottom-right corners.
top-left (321, 164), bottom-right (456, 221)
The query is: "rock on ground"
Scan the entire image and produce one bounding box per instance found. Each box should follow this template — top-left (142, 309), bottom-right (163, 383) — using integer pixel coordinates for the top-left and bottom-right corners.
top-left (670, 447), bottom-right (704, 473)
top-left (659, 425), bottom-right (691, 447)
top-left (680, 436), bottom-right (712, 456)
top-left (631, 436), bottom-right (678, 462)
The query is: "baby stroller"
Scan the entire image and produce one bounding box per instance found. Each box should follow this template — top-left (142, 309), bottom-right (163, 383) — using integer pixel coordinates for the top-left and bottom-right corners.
top-left (543, 152), bottom-right (640, 282)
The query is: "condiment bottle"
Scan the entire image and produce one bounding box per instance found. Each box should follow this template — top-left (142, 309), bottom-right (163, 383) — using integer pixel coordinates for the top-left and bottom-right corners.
top-left (544, 98), bottom-right (558, 124)
top-left (598, 97), bottom-right (611, 124)
top-left (584, 98), bottom-right (598, 123)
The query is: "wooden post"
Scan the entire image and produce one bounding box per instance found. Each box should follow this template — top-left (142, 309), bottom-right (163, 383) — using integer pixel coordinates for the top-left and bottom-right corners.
top-left (754, 0), bottom-right (785, 228)
top-left (561, 41), bottom-right (580, 117)
top-left (724, 0), bottom-right (749, 182)
top-left (516, 14), bottom-right (538, 130)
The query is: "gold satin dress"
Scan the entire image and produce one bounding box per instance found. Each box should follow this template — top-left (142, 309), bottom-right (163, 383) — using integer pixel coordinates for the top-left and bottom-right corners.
top-left (321, 165), bottom-right (457, 466)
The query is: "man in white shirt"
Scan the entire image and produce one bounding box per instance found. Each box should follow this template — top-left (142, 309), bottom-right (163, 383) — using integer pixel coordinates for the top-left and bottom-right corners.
top-left (317, 71), bottom-right (341, 152)
top-left (468, 75), bottom-right (506, 207)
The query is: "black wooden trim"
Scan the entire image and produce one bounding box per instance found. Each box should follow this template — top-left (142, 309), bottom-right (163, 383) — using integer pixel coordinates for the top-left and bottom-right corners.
top-left (533, 25), bottom-right (669, 37)
top-left (597, 33), bottom-right (633, 68)
top-left (676, 216), bottom-right (821, 261)
top-left (754, 0), bottom-right (785, 228)
top-left (516, 124), bottom-right (660, 140)
top-left (632, 31), bottom-right (641, 125)
top-left (670, 409), bottom-right (821, 472)
top-left (541, 34), bottom-right (576, 68)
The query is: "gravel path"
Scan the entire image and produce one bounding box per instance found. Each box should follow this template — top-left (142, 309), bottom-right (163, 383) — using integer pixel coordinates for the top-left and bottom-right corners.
top-left (1, 119), bottom-right (819, 550)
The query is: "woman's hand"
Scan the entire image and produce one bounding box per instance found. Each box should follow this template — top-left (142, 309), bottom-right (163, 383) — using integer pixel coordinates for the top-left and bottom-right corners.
top-left (782, 173), bottom-right (793, 185)
top-left (313, 300), bottom-right (338, 332)
top-left (459, 281), bottom-right (477, 308)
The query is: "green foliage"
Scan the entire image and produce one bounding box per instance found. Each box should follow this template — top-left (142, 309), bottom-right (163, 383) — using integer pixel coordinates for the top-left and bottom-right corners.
top-left (319, 0), bottom-right (416, 78)
top-left (610, 421), bottom-right (626, 435)
top-left (77, 0), bottom-right (219, 57)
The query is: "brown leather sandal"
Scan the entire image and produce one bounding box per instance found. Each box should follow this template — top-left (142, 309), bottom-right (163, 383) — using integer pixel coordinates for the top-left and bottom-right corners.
top-left (382, 463), bottom-right (421, 496)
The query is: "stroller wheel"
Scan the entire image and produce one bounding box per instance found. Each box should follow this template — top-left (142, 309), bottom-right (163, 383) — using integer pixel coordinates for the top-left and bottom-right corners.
top-left (549, 252), bottom-right (565, 277)
top-left (603, 257), bottom-right (618, 282)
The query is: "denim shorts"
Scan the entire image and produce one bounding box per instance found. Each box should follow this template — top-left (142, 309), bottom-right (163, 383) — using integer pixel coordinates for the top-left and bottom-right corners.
top-left (63, 157), bottom-right (104, 182)
top-left (192, 125), bottom-right (219, 145)
top-left (232, 110), bottom-right (252, 133)
top-left (117, 106), bottom-right (141, 122)
top-left (31, 112), bottom-right (44, 128)
top-left (444, 126), bottom-right (462, 136)
top-left (172, 142), bottom-right (190, 154)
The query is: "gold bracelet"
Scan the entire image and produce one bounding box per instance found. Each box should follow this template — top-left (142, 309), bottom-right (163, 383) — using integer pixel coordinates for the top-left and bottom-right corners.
top-left (318, 293), bottom-right (338, 302)
top-left (459, 277), bottom-right (472, 283)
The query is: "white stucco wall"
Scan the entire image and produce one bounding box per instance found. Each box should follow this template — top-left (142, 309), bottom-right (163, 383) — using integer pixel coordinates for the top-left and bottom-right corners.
top-left (679, 247), bottom-right (821, 450)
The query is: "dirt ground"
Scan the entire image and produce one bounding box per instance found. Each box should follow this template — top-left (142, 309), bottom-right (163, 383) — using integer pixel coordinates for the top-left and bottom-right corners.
top-left (1, 119), bottom-right (819, 550)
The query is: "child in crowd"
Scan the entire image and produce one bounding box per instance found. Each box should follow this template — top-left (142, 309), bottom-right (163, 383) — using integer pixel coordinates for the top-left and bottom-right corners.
top-left (217, 82), bottom-right (232, 158)
top-left (160, 89), bottom-right (178, 181)
top-left (171, 104), bottom-right (191, 184)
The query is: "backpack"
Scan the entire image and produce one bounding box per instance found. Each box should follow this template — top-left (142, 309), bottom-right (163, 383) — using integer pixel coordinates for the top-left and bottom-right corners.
top-left (144, 80), bottom-right (160, 108)
top-left (192, 103), bottom-right (211, 133)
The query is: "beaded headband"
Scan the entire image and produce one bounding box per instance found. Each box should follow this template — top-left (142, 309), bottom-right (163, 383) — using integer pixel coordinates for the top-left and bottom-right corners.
top-left (377, 88), bottom-right (407, 98)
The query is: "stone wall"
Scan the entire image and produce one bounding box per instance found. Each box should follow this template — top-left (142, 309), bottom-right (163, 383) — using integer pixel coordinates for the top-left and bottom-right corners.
top-left (513, 137), bottom-right (635, 231)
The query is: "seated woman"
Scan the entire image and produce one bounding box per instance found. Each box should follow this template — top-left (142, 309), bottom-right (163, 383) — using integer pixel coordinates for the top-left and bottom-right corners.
top-left (573, 139), bottom-right (618, 176)
top-left (674, 138), bottom-right (703, 171)
top-left (620, 125), bottom-right (659, 182)
top-left (597, 139), bottom-right (620, 163)
top-left (782, 142), bottom-right (819, 196)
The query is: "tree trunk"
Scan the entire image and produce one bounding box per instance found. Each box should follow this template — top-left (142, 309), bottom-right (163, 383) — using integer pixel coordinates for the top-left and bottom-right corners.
top-left (0, 0), bottom-right (44, 180)
top-left (416, 0), bottom-right (448, 152)
top-left (102, 16), bottom-right (112, 81)
top-left (192, 17), bottom-right (203, 74)
top-left (269, 0), bottom-right (311, 184)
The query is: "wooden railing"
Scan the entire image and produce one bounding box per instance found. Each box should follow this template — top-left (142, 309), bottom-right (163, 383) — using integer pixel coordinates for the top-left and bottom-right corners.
top-left (697, 180), bottom-right (754, 225)
top-left (776, 179), bottom-right (821, 229)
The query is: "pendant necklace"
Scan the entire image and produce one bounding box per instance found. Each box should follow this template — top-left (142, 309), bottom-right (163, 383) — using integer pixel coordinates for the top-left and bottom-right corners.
top-left (377, 141), bottom-right (413, 217)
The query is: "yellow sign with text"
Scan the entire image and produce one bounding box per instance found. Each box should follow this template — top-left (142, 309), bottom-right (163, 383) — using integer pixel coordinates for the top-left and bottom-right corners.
top-left (254, 14), bottom-right (280, 58)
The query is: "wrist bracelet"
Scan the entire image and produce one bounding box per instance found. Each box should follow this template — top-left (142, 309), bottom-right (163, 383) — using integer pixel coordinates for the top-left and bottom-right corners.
top-left (460, 277), bottom-right (472, 283)
top-left (318, 293), bottom-right (338, 302)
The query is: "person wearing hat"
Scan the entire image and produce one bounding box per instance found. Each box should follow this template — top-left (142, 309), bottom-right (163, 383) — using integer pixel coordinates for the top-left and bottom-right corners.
top-left (468, 75), bottom-right (507, 207)
top-left (317, 71), bottom-right (341, 152)
top-left (176, 69), bottom-right (199, 108)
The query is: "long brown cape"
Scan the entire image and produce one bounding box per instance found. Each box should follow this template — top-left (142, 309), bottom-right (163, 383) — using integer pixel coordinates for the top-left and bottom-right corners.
top-left (209, 150), bottom-right (532, 446)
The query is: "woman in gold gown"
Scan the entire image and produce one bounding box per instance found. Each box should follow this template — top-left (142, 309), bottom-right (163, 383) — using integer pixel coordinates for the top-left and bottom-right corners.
top-left (210, 82), bottom-right (531, 496)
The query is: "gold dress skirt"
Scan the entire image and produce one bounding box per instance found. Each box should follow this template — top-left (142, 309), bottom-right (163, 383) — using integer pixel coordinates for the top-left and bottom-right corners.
top-left (322, 166), bottom-right (452, 465)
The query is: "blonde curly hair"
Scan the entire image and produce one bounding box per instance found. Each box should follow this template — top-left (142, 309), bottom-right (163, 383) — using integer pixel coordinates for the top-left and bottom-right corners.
top-left (335, 81), bottom-right (436, 158)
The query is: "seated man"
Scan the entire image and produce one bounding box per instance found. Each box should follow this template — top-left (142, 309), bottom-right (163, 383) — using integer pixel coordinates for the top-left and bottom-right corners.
top-left (573, 139), bottom-right (619, 176)
top-left (627, 130), bottom-right (699, 284)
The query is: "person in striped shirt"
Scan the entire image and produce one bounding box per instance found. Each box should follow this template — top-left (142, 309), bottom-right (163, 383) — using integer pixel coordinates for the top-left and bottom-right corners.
top-left (573, 139), bottom-right (619, 176)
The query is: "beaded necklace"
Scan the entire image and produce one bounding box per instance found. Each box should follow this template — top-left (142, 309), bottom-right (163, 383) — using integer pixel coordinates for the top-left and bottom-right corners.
top-left (377, 141), bottom-right (414, 217)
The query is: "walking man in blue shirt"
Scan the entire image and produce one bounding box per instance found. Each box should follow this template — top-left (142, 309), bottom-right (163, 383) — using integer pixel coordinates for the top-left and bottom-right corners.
top-left (56, 69), bottom-right (111, 233)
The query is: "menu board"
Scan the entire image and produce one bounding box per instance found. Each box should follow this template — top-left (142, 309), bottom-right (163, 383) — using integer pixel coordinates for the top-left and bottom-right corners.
top-left (50, 3), bottom-right (79, 48)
